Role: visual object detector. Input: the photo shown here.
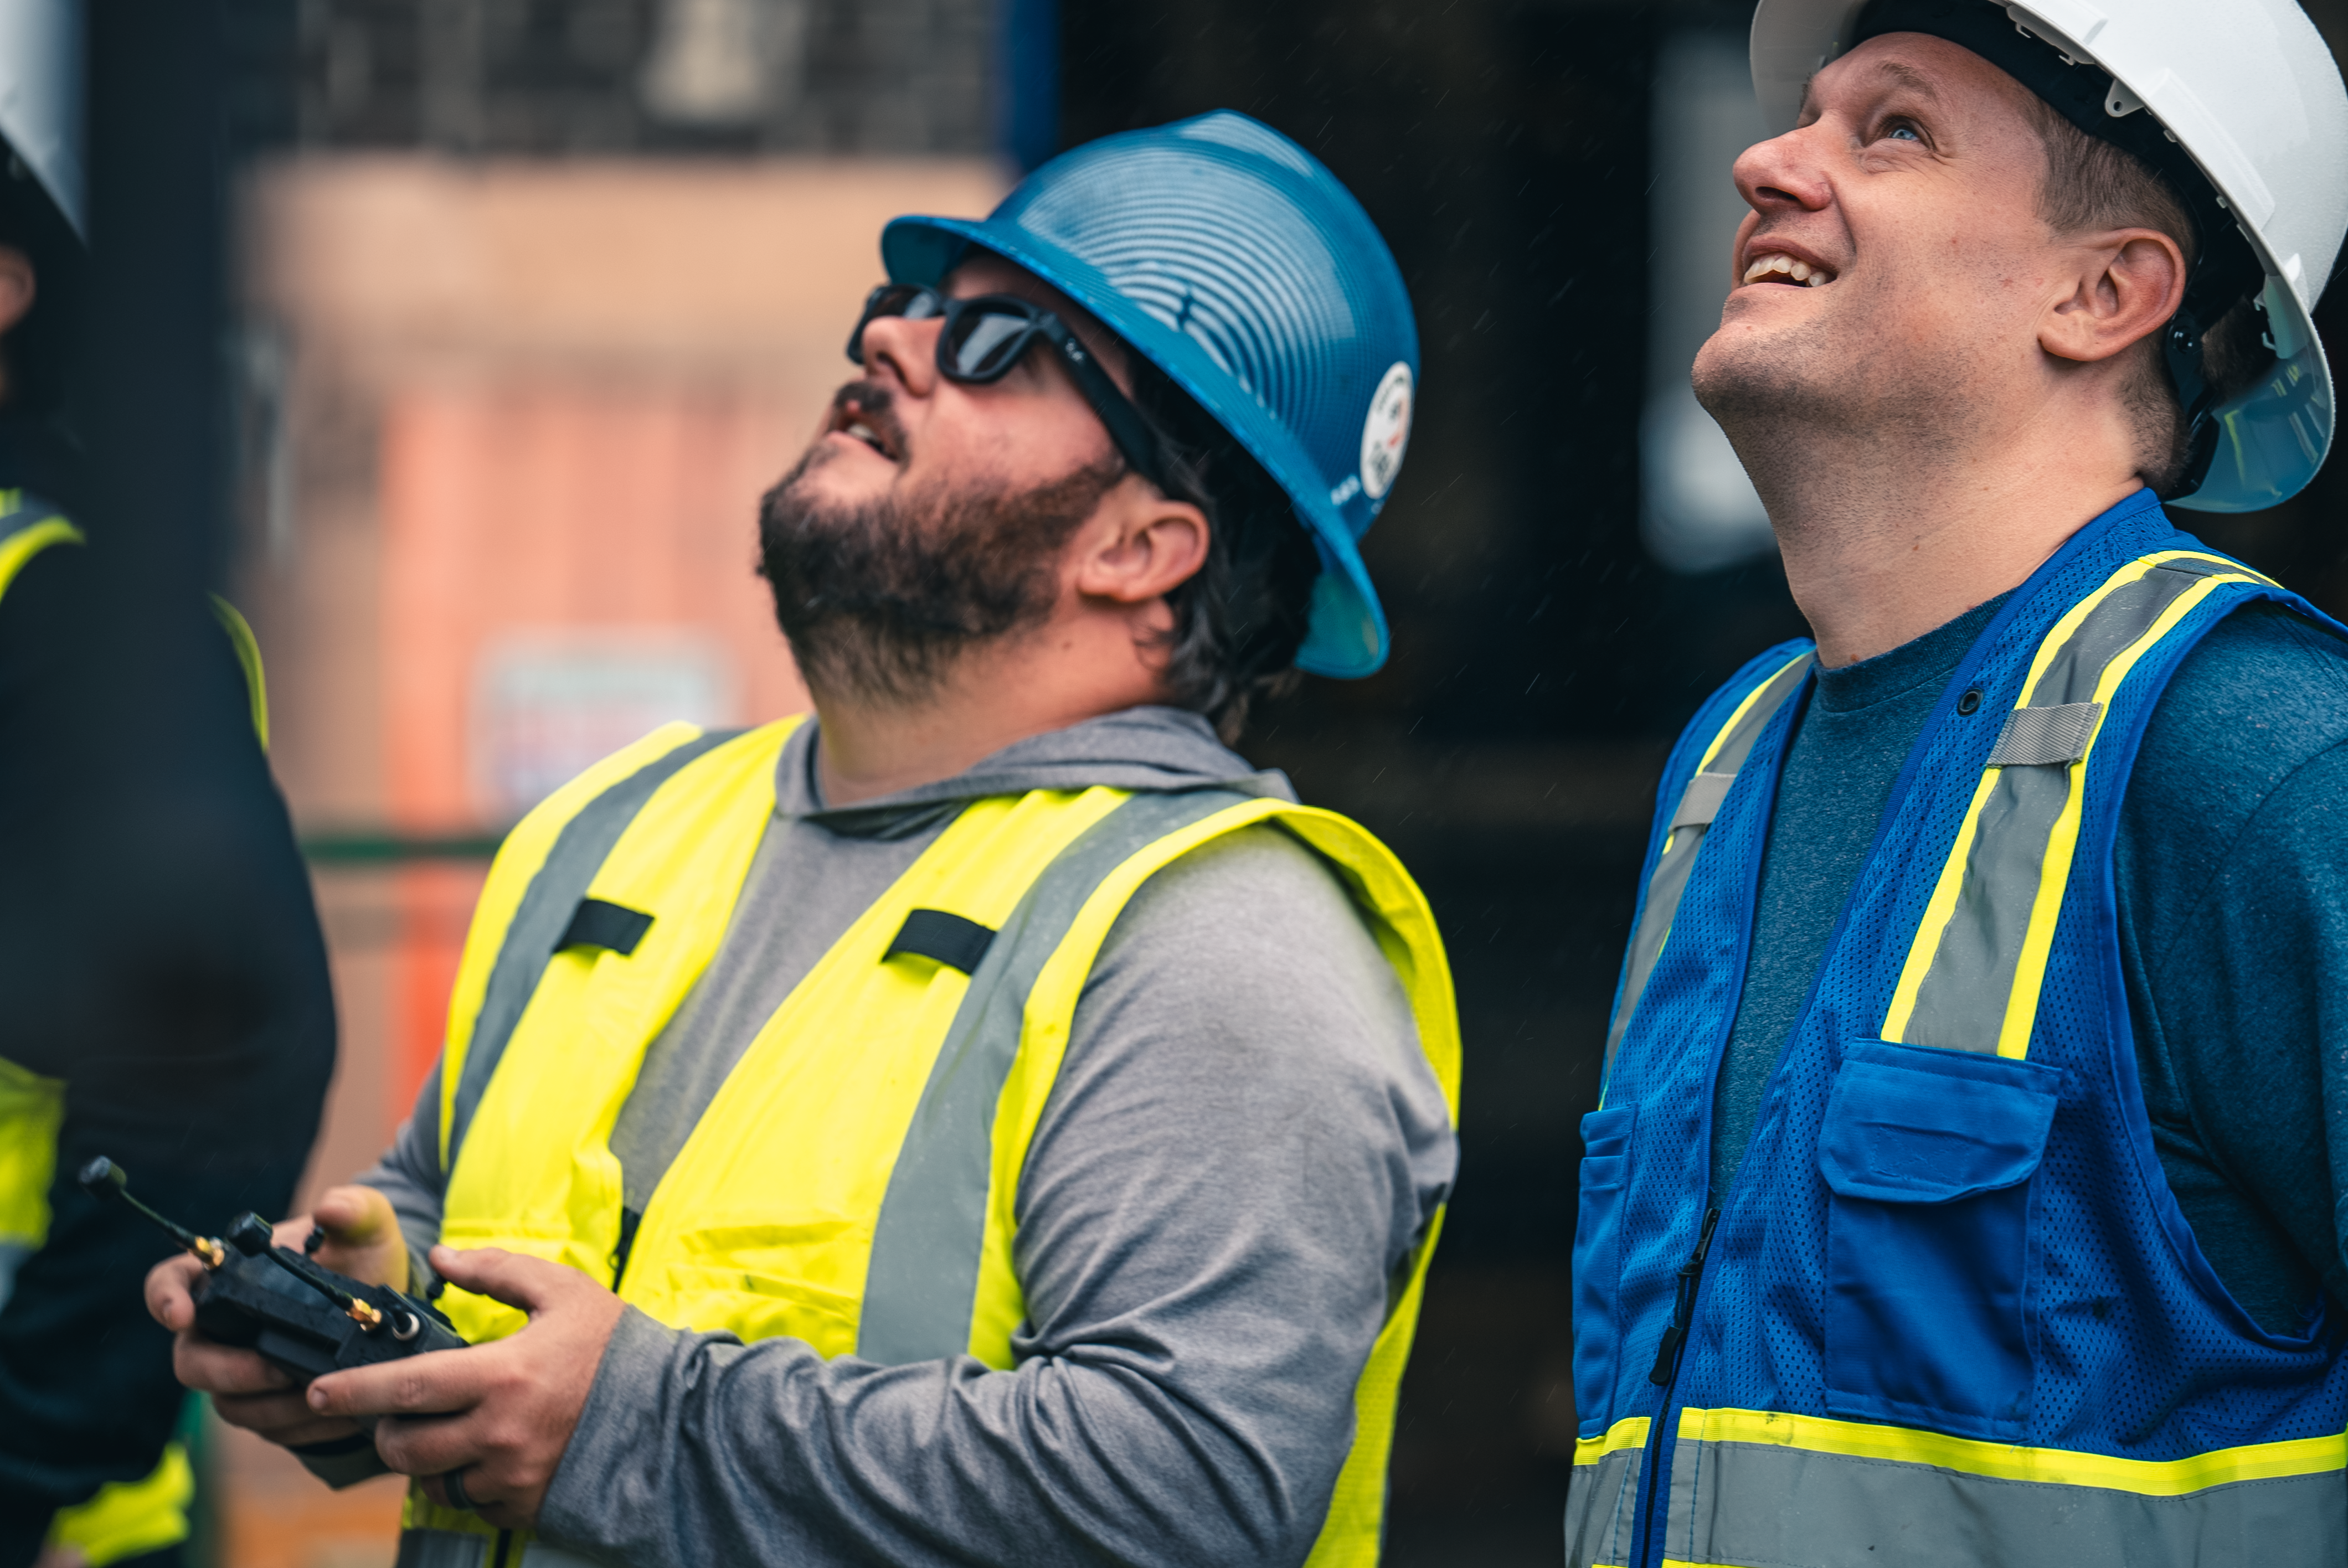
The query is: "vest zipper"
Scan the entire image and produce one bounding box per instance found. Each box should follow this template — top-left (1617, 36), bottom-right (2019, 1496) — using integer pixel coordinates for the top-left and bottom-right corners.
top-left (609, 1205), bottom-right (642, 1290)
top-left (1633, 1204), bottom-right (1719, 1568)
top-left (1646, 1204), bottom-right (1718, 1388)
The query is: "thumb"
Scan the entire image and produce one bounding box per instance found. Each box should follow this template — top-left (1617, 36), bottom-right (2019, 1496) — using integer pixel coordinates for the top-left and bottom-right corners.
top-left (428, 1245), bottom-right (575, 1315)
top-left (312, 1183), bottom-right (398, 1242)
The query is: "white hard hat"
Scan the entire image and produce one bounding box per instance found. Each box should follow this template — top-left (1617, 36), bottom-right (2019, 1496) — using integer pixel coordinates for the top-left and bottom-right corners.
top-left (0, 0), bottom-right (81, 241)
top-left (1749, 0), bottom-right (2348, 512)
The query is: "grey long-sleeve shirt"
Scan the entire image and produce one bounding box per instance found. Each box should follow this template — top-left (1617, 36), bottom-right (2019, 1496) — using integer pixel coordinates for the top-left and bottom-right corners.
top-left (354, 706), bottom-right (1458, 1567)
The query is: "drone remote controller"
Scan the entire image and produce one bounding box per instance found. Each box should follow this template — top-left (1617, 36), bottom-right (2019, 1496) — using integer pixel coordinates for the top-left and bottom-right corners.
top-left (86, 1155), bottom-right (467, 1383)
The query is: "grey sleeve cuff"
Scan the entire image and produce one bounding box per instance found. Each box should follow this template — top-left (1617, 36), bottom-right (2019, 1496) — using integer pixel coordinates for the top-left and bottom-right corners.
top-left (534, 1307), bottom-right (692, 1555)
top-left (291, 1432), bottom-right (395, 1490)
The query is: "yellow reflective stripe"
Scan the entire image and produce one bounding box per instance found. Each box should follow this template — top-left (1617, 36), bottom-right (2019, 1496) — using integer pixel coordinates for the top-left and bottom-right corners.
top-left (1281, 807), bottom-right (1463, 1123)
top-left (1879, 763), bottom-right (2004, 1045)
top-left (1003, 796), bottom-right (1460, 1567)
top-left (996, 801), bottom-right (1463, 1267)
top-left (209, 595), bottom-right (269, 750)
top-left (1882, 553), bottom-right (2262, 1055)
top-left (437, 718), bottom-right (725, 1168)
top-left (1662, 649), bottom-right (1813, 862)
top-left (2133, 547), bottom-right (2279, 591)
top-left (1575, 1415), bottom-right (1651, 1467)
top-left (0, 516), bottom-right (271, 754)
top-left (1695, 651), bottom-right (1810, 773)
top-left (1677, 1405), bottom-right (2347, 1495)
top-left (47, 1442), bottom-right (193, 1565)
top-left (1886, 560), bottom-right (2149, 1041)
top-left (1991, 565), bottom-right (2248, 1057)
top-left (1302, 1205), bottom-right (1446, 1568)
top-left (0, 515), bottom-right (81, 602)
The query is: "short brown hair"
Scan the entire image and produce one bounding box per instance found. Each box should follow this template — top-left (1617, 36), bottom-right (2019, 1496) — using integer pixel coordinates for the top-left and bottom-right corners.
top-left (2020, 96), bottom-right (2268, 494)
top-left (1124, 357), bottom-right (1322, 741)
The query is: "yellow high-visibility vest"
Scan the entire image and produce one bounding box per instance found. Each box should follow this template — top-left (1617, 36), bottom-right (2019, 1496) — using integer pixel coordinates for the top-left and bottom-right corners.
top-left (403, 715), bottom-right (1461, 1567)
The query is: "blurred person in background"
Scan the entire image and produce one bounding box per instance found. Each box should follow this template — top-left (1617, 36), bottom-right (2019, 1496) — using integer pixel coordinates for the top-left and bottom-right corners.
top-left (153, 113), bottom-right (1460, 1568)
top-left (0, 1), bottom-right (336, 1564)
top-left (1571, 3), bottom-right (2348, 1566)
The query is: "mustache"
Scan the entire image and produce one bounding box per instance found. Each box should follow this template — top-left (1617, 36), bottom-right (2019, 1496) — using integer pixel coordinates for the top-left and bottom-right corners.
top-left (828, 379), bottom-right (909, 465)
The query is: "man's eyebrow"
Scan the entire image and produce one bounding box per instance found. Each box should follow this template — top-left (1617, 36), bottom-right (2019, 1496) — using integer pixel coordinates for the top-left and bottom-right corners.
top-left (1875, 59), bottom-right (1940, 100)
top-left (1800, 56), bottom-right (1943, 121)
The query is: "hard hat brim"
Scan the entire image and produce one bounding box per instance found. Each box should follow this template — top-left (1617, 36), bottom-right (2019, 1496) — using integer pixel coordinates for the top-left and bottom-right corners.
top-left (1747, 0), bottom-right (2338, 510)
top-left (881, 213), bottom-right (1392, 680)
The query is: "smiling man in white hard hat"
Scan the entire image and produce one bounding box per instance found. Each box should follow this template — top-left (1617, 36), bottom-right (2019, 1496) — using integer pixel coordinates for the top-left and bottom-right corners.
top-left (1572, 2), bottom-right (2348, 1564)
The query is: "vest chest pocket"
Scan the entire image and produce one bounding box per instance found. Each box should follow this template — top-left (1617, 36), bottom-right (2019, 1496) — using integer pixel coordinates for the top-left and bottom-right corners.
top-left (1817, 1039), bottom-right (2059, 1441)
top-left (1572, 1103), bottom-right (1635, 1432)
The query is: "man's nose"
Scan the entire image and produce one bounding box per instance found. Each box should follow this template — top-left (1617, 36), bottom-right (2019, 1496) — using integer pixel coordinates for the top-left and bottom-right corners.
top-left (1731, 124), bottom-right (1832, 219)
top-left (855, 311), bottom-right (944, 398)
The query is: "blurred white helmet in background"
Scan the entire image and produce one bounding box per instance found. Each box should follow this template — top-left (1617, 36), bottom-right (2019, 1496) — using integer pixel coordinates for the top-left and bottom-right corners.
top-left (0, 0), bottom-right (81, 241)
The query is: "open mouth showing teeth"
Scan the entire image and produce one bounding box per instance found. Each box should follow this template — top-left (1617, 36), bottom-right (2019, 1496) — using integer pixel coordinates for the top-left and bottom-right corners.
top-left (844, 421), bottom-right (890, 456)
top-left (1743, 252), bottom-right (1835, 287)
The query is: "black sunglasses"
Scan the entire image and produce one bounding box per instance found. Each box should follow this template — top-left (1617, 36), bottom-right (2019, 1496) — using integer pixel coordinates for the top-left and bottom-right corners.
top-left (846, 283), bottom-right (1171, 494)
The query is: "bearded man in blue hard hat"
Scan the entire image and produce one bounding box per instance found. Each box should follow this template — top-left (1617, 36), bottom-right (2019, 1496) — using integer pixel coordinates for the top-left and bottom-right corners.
top-left (152, 111), bottom-right (1459, 1568)
top-left (1572, 2), bottom-right (2348, 1565)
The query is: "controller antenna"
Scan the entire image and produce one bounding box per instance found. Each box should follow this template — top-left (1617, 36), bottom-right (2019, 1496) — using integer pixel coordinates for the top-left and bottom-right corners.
top-left (78, 1157), bottom-right (225, 1268)
top-left (224, 1213), bottom-right (384, 1329)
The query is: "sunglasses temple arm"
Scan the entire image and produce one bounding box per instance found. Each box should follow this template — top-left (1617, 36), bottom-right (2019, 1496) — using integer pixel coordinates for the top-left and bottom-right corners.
top-left (1054, 337), bottom-right (1172, 495)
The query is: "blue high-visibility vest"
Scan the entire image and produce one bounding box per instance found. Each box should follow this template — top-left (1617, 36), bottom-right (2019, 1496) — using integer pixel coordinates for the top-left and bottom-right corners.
top-left (1568, 490), bottom-right (2348, 1568)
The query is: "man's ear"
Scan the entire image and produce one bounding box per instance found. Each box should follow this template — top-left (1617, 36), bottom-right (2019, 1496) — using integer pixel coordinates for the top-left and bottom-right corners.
top-left (2042, 228), bottom-right (2185, 365)
top-left (1068, 477), bottom-right (1210, 607)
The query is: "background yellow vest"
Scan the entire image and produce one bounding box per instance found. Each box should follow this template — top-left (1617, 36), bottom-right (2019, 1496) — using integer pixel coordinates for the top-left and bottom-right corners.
top-left (0, 497), bottom-right (202, 1567)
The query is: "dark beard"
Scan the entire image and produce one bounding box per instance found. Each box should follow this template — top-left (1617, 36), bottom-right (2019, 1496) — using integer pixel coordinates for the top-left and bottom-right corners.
top-left (756, 437), bottom-right (1124, 707)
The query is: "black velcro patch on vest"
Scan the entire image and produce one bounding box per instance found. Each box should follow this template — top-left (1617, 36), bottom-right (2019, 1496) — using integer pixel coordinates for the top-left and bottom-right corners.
top-left (555, 898), bottom-right (655, 957)
top-left (885, 908), bottom-right (996, 975)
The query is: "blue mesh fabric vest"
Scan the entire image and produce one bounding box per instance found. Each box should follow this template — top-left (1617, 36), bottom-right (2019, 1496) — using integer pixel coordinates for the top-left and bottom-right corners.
top-left (1568, 491), bottom-right (2348, 1568)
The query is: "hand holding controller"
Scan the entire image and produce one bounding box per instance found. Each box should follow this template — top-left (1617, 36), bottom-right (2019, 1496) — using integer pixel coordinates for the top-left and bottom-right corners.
top-left (121, 1159), bottom-right (465, 1448)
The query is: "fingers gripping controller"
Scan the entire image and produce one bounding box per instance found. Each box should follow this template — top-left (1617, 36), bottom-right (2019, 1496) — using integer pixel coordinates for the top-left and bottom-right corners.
top-left (84, 1157), bottom-right (465, 1385)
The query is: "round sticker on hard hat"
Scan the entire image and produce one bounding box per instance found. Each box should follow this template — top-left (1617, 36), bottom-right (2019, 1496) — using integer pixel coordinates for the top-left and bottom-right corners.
top-left (1360, 363), bottom-right (1414, 502)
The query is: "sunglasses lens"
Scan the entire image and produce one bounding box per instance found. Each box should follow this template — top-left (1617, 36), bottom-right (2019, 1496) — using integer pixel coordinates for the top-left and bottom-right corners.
top-left (943, 306), bottom-right (1034, 380)
top-left (848, 286), bottom-right (939, 364)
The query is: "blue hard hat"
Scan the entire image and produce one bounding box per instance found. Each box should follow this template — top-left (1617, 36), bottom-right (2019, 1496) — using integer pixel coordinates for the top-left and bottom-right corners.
top-left (882, 110), bottom-right (1420, 680)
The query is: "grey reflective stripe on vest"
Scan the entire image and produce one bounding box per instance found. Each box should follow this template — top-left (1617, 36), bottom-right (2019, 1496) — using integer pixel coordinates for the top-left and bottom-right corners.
top-left (857, 788), bottom-right (1255, 1365)
top-left (1664, 1433), bottom-right (2346, 1568)
top-left (1603, 652), bottom-right (1814, 1083)
top-left (1986, 700), bottom-right (2102, 766)
top-left (1899, 562), bottom-right (2215, 1053)
top-left (1563, 1446), bottom-right (1645, 1568)
top-left (446, 728), bottom-right (745, 1170)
